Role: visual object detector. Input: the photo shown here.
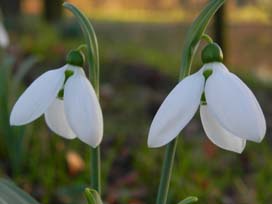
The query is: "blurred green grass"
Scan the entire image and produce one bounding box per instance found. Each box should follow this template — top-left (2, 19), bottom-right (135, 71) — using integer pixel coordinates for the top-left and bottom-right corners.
top-left (1, 17), bottom-right (272, 204)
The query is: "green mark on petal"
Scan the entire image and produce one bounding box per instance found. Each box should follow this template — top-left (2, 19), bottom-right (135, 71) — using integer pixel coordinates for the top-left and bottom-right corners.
top-left (203, 69), bottom-right (213, 80)
top-left (201, 93), bottom-right (207, 105)
top-left (58, 89), bottom-right (64, 99)
top-left (64, 70), bottom-right (74, 83)
top-left (57, 70), bottom-right (74, 100)
top-left (201, 69), bottom-right (212, 105)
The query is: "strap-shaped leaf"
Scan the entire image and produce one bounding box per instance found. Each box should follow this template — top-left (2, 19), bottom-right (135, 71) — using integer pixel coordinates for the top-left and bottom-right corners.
top-left (85, 188), bottom-right (103, 204)
top-left (178, 196), bottom-right (198, 204)
top-left (0, 178), bottom-right (40, 204)
top-left (179, 0), bottom-right (225, 80)
top-left (63, 3), bottom-right (100, 93)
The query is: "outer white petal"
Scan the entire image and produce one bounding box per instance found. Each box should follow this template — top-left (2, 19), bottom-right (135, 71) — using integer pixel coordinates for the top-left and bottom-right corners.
top-left (64, 68), bottom-right (103, 147)
top-left (202, 62), bottom-right (229, 73)
top-left (148, 71), bottom-right (205, 148)
top-left (200, 105), bottom-right (246, 153)
top-left (0, 22), bottom-right (9, 48)
top-left (205, 64), bottom-right (266, 142)
top-left (10, 67), bottom-right (66, 125)
top-left (45, 99), bottom-right (76, 139)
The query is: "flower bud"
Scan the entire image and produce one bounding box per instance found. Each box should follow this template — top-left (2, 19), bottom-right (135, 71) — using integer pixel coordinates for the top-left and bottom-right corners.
top-left (66, 50), bottom-right (85, 66)
top-left (201, 42), bottom-right (223, 64)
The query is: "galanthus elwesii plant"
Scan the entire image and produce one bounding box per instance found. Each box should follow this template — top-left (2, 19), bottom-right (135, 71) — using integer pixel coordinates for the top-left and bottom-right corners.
top-left (10, 50), bottom-right (103, 147)
top-left (9, 2), bottom-right (105, 201)
top-left (148, 42), bottom-right (266, 153)
top-left (148, 1), bottom-right (267, 204)
top-left (0, 21), bottom-right (9, 48)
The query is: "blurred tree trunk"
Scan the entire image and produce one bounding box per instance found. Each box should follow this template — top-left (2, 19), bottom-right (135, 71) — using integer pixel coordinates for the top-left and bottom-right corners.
top-left (43, 0), bottom-right (63, 22)
top-left (213, 3), bottom-right (227, 62)
top-left (0, 0), bottom-right (21, 20)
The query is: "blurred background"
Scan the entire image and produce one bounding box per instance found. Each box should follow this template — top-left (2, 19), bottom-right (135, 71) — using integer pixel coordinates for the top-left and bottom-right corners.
top-left (0, 0), bottom-right (272, 203)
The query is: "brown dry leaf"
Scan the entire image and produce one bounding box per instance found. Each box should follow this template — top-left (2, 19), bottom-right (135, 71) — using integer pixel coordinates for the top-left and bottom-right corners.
top-left (66, 150), bottom-right (85, 176)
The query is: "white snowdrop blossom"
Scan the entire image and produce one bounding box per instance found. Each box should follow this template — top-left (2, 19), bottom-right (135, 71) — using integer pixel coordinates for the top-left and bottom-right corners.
top-left (10, 51), bottom-right (103, 147)
top-left (148, 43), bottom-right (266, 153)
top-left (0, 21), bottom-right (9, 48)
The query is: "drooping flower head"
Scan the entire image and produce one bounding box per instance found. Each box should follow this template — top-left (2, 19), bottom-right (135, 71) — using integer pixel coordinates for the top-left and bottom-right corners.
top-left (148, 42), bottom-right (266, 153)
top-left (10, 50), bottom-right (103, 147)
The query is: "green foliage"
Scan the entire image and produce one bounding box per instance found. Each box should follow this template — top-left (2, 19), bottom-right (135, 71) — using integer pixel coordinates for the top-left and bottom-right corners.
top-left (179, 0), bottom-right (225, 79)
top-left (85, 188), bottom-right (103, 204)
top-left (0, 178), bottom-right (40, 204)
top-left (0, 53), bottom-right (38, 175)
top-left (178, 196), bottom-right (198, 204)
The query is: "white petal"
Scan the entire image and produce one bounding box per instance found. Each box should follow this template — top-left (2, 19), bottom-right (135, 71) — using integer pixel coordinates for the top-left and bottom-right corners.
top-left (205, 65), bottom-right (266, 142)
top-left (200, 105), bottom-right (246, 153)
top-left (10, 67), bottom-right (65, 125)
top-left (202, 62), bottom-right (229, 73)
top-left (64, 68), bottom-right (103, 147)
top-left (0, 22), bottom-right (9, 48)
top-left (45, 99), bottom-right (76, 139)
top-left (148, 71), bottom-right (205, 148)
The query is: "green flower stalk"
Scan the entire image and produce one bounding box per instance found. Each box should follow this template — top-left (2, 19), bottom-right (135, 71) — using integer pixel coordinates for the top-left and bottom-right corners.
top-left (150, 1), bottom-right (226, 204)
top-left (64, 3), bottom-right (102, 193)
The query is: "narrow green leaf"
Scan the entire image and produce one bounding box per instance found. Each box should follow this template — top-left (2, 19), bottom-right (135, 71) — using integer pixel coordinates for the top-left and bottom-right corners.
top-left (179, 0), bottom-right (225, 80)
top-left (0, 178), bottom-right (40, 204)
top-left (85, 188), bottom-right (103, 204)
top-left (63, 3), bottom-right (100, 94)
top-left (178, 196), bottom-right (198, 204)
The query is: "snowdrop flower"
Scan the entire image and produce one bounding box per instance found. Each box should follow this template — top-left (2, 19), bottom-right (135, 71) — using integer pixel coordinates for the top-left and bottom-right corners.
top-left (148, 43), bottom-right (266, 153)
top-left (0, 21), bottom-right (9, 48)
top-left (10, 50), bottom-right (103, 147)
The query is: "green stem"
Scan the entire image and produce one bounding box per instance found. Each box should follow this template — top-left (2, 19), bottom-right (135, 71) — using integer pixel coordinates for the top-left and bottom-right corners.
top-left (89, 24), bottom-right (101, 193)
top-left (90, 146), bottom-right (101, 193)
top-left (76, 44), bottom-right (87, 51)
top-left (89, 33), bottom-right (101, 193)
top-left (156, 138), bottom-right (178, 204)
top-left (62, 3), bottom-right (101, 193)
top-left (201, 34), bottom-right (213, 44)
